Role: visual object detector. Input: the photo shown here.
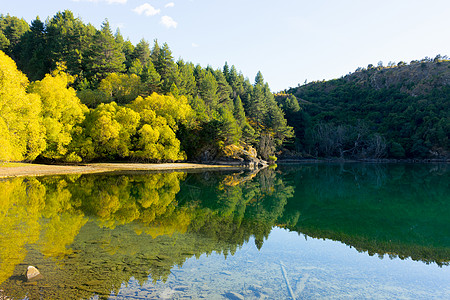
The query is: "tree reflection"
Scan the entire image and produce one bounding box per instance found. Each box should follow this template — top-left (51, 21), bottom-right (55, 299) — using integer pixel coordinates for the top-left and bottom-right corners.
top-left (0, 164), bottom-right (449, 299)
top-left (279, 163), bottom-right (450, 266)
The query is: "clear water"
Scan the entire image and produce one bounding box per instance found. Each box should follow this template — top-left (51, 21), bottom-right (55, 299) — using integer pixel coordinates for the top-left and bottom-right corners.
top-left (0, 163), bottom-right (449, 299)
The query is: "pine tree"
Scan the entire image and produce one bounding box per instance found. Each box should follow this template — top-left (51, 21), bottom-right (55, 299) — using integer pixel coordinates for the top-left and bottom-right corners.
top-left (214, 69), bottom-right (233, 108)
top-left (118, 33), bottom-right (135, 72)
top-left (197, 70), bottom-right (219, 108)
top-left (0, 14), bottom-right (29, 56)
top-left (233, 96), bottom-right (246, 127)
top-left (175, 60), bottom-right (197, 97)
top-left (85, 19), bottom-right (125, 84)
top-left (223, 62), bottom-right (230, 82)
top-left (217, 106), bottom-right (240, 144)
top-left (15, 17), bottom-right (49, 81)
top-left (45, 10), bottom-right (90, 79)
top-left (133, 39), bottom-right (151, 65)
top-left (151, 41), bottom-right (177, 94)
top-left (142, 60), bottom-right (161, 94)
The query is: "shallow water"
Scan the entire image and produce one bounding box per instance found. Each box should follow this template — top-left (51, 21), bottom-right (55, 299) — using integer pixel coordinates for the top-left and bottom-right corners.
top-left (0, 163), bottom-right (448, 299)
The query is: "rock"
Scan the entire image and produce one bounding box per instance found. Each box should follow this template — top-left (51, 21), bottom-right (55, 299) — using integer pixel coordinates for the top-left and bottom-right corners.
top-left (219, 271), bottom-right (232, 276)
top-left (224, 292), bottom-right (244, 300)
top-left (174, 285), bottom-right (189, 291)
top-left (249, 284), bottom-right (263, 292)
top-left (26, 266), bottom-right (43, 281)
top-left (84, 279), bottom-right (103, 286)
top-left (220, 144), bottom-right (269, 169)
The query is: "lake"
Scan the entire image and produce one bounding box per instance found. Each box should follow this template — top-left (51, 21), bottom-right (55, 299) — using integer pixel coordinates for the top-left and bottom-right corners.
top-left (0, 163), bottom-right (449, 299)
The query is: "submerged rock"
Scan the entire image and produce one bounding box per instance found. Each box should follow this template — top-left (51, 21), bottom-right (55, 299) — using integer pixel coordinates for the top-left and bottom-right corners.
top-left (26, 266), bottom-right (43, 281)
top-left (224, 291), bottom-right (244, 300)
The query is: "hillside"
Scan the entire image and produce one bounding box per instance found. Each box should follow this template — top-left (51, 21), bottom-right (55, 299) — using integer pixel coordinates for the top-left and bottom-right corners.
top-left (281, 58), bottom-right (450, 159)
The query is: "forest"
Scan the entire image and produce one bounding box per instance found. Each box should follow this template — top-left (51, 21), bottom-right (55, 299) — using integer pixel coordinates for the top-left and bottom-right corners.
top-left (281, 58), bottom-right (450, 159)
top-left (0, 11), bottom-right (292, 163)
top-left (1, 11), bottom-right (449, 162)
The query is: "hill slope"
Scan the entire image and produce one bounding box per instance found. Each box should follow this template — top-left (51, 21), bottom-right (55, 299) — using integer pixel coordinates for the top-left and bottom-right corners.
top-left (282, 59), bottom-right (450, 159)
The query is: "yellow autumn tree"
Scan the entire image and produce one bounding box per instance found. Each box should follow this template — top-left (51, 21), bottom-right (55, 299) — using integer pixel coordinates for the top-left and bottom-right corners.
top-left (129, 94), bottom-right (193, 161)
top-left (0, 50), bottom-right (45, 161)
top-left (131, 92), bottom-right (192, 130)
top-left (79, 102), bottom-right (140, 160)
top-left (28, 65), bottom-right (88, 161)
top-left (98, 73), bottom-right (142, 104)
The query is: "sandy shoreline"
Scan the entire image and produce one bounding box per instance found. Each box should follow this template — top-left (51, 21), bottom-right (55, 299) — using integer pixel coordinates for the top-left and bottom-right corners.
top-left (0, 162), bottom-right (244, 178)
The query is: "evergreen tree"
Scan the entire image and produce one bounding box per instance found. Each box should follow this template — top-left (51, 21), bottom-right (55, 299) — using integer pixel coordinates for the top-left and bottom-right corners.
top-left (45, 10), bottom-right (90, 80)
top-left (285, 95), bottom-right (300, 113)
top-left (227, 65), bottom-right (245, 99)
top-left (15, 17), bottom-right (49, 81)
top-left (85, 19), bottom-right (125, 84)
top-left (223, 62), bottom-right (230, 82)
top-left (233, 96), bottom-right (246, 127)
top-left (255, 71), bottom-right (265, 86)
top-left (0, 14), bottom-right (29, 56)
top-left (214, 69), bottom-right (233, 108)
top-left (133, 39), bottom-right (151, 65)
top-left (248, 83), bottom-right (267, 129)
top-left (141, 60), bottom-right (162, 94)
top-left (151, 40), bottom-right (177, 93)
top-left (118, 33), bottom-right (135, 72)
top-left (175, 60), bottom-right (197, 97)
top-left (197, 69), bottom-right (219, 108)
top-left (217, 106), bottom-right (240, 144)
top-left (0, 32), bottom-right (9, 52)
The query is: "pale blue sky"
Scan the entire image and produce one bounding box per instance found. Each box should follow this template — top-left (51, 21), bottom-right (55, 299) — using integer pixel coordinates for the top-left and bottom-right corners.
top-left (2, 0), bottom-right (450, 91)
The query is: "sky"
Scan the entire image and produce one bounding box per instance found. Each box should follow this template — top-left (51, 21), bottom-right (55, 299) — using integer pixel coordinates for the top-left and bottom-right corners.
top-left (2, 0), bottom-right (450, 91)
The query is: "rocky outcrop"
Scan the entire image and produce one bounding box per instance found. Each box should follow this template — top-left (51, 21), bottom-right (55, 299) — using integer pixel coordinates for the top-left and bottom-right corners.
top-left (219, 144), bottom-right (268, 169)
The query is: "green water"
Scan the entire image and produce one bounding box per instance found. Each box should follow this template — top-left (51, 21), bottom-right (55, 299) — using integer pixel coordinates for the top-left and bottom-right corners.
top-left (0, 164), bottom-right (449, 299)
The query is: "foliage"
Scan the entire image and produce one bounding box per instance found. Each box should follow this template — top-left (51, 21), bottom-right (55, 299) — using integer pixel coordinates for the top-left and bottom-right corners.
top-left (1, 10), bottom-right (295, 162)
top-left (0, 50), bottom-right (45, 161)
top-left (76, 102), bottom-right (140, 160)
top-left (98, 73), bottom-right (142, 104)
top-left (28, 66), bottom-right (88, 161)
top-left (285, 59), bottom-right (450, 158)
top-left (0, 14), bottom-right (29, 55)
top-left (129, 94), bottom-right (190, 161)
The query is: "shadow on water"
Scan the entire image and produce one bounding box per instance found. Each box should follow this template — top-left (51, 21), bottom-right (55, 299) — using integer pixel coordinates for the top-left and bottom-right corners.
top-left (0, 163), bottom-right (448, 298)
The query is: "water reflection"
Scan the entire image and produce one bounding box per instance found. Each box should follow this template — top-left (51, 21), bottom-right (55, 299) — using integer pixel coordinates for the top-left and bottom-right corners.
top-left (0, 164), bottom-right (448, 299)
top-left (280, 163), bottom-right (450, 266)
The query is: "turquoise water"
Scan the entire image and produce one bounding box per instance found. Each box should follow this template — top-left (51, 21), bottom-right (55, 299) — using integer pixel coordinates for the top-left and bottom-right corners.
top-left (0, 164), bottom-right (448, 299)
